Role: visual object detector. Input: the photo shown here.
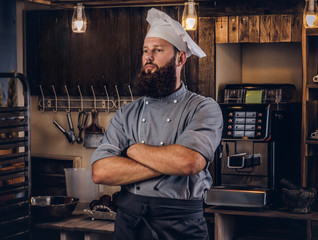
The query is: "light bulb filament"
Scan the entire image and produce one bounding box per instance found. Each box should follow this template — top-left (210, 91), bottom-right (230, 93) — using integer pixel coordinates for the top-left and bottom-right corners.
top-left (75, 20), bottom-right (84, 30)
top-left (186, 18), bottom-right (196, 30)
top-left (306, 14), bottom-right (317, 27)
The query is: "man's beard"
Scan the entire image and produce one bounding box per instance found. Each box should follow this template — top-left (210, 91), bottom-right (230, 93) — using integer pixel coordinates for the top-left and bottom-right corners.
top-left (134, 58), bottom-right (177, 98)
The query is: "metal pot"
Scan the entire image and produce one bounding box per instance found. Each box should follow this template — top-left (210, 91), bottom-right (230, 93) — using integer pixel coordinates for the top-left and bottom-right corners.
top-left (31, 196), bottom-right (79, 221)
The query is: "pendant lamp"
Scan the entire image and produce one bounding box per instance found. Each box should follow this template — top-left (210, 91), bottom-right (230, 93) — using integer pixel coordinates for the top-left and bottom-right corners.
top-left (303, 0), bottom-right (318, 28)
top-left (182, 0), bottom-right (198, 31)
top-left (72, 3), bottom-right (87, 33)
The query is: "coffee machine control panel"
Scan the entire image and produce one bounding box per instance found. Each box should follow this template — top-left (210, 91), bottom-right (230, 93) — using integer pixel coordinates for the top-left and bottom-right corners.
top-left (221, 104), bottom-right (269, 140)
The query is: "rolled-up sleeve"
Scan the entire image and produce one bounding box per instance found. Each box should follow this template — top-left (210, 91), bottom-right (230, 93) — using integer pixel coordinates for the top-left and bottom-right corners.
top-left (90, 109), bottom-right (128, 165)
top-left (175, 98), bottom-right (223, 162)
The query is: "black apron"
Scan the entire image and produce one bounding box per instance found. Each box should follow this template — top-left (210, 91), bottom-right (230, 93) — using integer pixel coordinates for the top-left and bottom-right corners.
top-left (114, 190), bottom-right (209, 240)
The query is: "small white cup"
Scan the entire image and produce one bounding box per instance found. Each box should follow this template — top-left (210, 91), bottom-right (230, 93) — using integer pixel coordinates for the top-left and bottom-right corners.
top-left (311, 129), bottom-right (318, 139)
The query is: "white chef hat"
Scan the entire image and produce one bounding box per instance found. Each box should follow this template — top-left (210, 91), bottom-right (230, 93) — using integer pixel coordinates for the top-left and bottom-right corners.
top-left (145, 8), bottom-right (206, 58)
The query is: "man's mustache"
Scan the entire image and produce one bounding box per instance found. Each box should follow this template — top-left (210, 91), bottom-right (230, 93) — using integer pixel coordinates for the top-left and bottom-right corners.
top-left (143, 63), bottom-right (159, 71)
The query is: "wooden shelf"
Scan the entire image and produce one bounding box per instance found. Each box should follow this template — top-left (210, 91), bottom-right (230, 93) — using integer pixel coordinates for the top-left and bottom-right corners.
top-left (306, 27), bottom-right (318, 36)
top-left (307, 84), bottom-right (318, 89)
top-left (205, 207), bottom-right (318, 220)
top-left (306, 139), bottom-right (318, 145)
top-left (206, 207), bottom-right (318, 240)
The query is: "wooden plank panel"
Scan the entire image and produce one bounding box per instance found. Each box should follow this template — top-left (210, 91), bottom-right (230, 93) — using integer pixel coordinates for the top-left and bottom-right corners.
top-left (280, 15), bottom-right (292, 42)
top-left (38, 11), bottom-right (61, 95)
top-left (185, 28), bottom-right (199, 93)
top-left (238, 16), bottom-right (249, 43)
top-left (55, 10), bottom-right (72, 94)
top-left (129, 7), bottom-right (143, 95)
top-left (176, 6), bottom-right (187, 84)
top-left (68, 9), bottom-right (81, 94)
top-left (26, 8), bottom-right (141, 96)
top-left (184, 4), bottom-right (199, 94)
top-left (26, 6), bottom-right (214, 98)
top-left (25, 11), bottom-right (41, 95)
top-left (65, 8), bottom-right (119, 96)
top-left (260, 15), bottom-right (271, 43)
top-left (200, 0), bottom-right (304, 17)
top-left (104, 8), bottom-right (119, 97)
top-left (198, 17), bottom-right (215, 98)
top-left (117, 8), bottom-right (131, 96)
top-left (77, 8), bottom-right (114, 96)
top-left (270, 15), bottom-right (281, 42)
top-left (249, 15), bottom-right (259, 43)
top-left (228, 16), bottom-right (238, 43)
top-left (292, 14), bottom-right (302, 42)
top-left (35, 214), bottom-right (84, 229)
top-left (93, 222), bottom-right (115, 232)
top-left (215, 16), bottom-right (228, 43)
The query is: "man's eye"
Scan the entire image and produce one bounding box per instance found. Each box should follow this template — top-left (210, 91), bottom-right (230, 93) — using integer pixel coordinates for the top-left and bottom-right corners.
top-left (156, 49), bottom-right (163, 52)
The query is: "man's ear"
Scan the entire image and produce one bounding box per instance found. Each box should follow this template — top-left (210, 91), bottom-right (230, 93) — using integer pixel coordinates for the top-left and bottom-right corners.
top-left (176, 51), bottom-right (187, 66)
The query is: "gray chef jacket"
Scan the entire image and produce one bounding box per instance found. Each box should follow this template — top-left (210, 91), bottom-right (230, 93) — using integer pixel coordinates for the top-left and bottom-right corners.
top-left (91, 83), bottom-right (223, 200)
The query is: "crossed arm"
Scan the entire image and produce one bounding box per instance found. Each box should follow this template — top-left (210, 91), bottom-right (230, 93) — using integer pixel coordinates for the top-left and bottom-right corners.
top-left (92, 143), bottom-right (206, 186)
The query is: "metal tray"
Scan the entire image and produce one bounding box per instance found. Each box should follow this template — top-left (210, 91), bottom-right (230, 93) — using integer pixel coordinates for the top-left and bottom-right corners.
top-left (83, 208), bottom-right (116, 221)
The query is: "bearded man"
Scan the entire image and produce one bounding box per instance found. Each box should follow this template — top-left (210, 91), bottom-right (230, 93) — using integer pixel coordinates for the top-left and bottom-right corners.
top-left (91, 8), bottom-right (223, 240)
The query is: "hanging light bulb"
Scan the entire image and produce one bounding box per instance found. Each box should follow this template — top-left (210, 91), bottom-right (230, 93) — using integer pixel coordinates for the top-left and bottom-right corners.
top-left (182, 0), bottom-right (198, 31)
top-left (72, 3), bottom-right (87, 33)
top-left (303, 0), bottom-right (318, 28)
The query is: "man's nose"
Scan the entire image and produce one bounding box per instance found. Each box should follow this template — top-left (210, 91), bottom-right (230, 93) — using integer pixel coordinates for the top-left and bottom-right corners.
top-left (145, 52), bottom-right (154, 62)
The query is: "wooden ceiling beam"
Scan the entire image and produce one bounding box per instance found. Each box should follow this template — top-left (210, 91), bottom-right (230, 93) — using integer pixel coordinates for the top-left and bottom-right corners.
top-left (24, 0), bottom-right (304, 15)
top-left (25, 0), bottom-right (214, 8)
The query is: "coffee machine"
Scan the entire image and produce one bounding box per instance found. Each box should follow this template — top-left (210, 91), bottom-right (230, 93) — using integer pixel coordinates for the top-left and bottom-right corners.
top-left (205, 84), bottom-right (300, 209)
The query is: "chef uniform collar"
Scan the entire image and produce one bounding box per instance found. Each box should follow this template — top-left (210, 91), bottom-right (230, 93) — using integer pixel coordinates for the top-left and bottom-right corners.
top-left (145, 8), bottom-right (206, 58)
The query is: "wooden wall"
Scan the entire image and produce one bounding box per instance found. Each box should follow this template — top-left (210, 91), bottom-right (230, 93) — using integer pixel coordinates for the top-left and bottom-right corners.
top-left (25, 0), bottom-right (304, 100)
top-left (199, 0), bottom-right (303, 16)
top-left (25, 6), bottom-right (216, 99)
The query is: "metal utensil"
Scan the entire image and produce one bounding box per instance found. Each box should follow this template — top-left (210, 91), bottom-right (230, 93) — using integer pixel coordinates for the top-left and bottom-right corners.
top-left (76, 111), bottom-right (89, 144)
top-left (84, 110), bottom-right (104, 148)
top-left (66, 112), bottom-right (77, 143)
top-left (53, 113), bottom-right (77, 144)
top-left (53, 120), bottom-right (74, 143)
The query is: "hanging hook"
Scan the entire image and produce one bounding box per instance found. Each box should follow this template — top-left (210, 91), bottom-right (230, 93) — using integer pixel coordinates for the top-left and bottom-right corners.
top-left (39, 85), bottom-right (45, 112)
top-left (65, 85), bottom-right (71, 112)
top-left (78, 85), bottom-right (84, 112)
top-left (104, 85), bottom-right (110, 113)
top-left (91, 85), bottom-right (97, 110)
top-left (115, 85), bottom-right (120, 109)
top-left (52, 85), bottom-right (58, 112)
top-left (128, 85), bottom-right (134, 102)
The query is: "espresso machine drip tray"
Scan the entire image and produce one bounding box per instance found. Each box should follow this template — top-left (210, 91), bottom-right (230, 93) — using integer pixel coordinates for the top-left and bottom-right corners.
top-left (205, 187), bottom-right (272, 208)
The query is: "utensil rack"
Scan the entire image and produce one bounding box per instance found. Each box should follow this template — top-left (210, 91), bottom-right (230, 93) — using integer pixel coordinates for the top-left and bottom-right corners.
top-left (38, 85), bottom-right (134, 112)
top-left (0, 72), bottom-right (31, 239)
